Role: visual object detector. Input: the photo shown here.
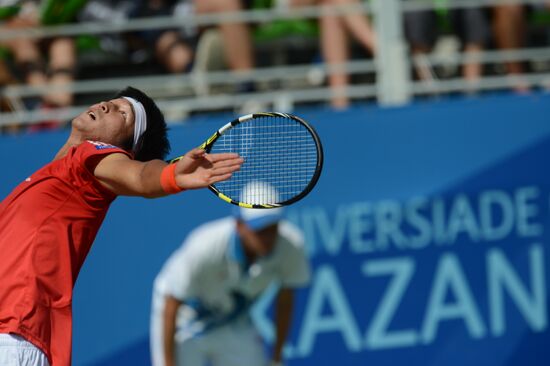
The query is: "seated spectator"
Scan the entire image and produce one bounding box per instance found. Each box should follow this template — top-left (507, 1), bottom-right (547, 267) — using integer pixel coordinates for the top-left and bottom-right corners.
top-left (77, 0), bottom-right (258, 113)
top-left (128, 0), bottom-right (255, 82)
top-left (194, 0), bottom-right (256, 78)
top-left (125, 0), bottom-right (195, 74)
top-left (0, 0), bottom-right (78, 131)
top-left (403, 0), bottom-right (490, 94)
top-left (123, 0), bottom-right (263, 112)
top-left (492, 2), bottom-right (529, 93)
top-left (277, 0), bottom-right (377, 109)
top-left (0, 58), bottom-right (24, 134)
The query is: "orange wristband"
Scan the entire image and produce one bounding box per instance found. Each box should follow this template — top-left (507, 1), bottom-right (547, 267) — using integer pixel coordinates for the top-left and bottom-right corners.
top-left (160, 163), bottom-right (184, 194)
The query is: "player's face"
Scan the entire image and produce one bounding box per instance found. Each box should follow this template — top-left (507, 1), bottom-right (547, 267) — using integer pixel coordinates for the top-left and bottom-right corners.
top-left (238, 222), bottom-right (279, 258)
top-left (72, 98), bottom-right (135, 148)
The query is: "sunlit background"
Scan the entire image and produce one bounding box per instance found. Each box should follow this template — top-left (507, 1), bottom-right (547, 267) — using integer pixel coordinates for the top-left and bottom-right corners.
top-left (1, 0), bottom-right (549, 365)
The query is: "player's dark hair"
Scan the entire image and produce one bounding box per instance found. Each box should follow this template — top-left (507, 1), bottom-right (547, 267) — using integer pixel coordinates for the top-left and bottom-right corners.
top-left (115, 86), bottom-right (170, 161)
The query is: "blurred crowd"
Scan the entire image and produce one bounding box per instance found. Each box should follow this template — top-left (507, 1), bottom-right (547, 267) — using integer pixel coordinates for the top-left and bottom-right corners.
top-left (1, 0), bottom-right (550, 134)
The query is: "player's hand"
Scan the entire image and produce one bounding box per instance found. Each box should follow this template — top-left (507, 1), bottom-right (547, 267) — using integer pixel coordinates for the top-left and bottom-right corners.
top-left (174, 148), bottom-right (243, 190)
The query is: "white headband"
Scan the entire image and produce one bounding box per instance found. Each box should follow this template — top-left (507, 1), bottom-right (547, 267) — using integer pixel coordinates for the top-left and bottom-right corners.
top-left (123, 96), bottom-right (147, 151)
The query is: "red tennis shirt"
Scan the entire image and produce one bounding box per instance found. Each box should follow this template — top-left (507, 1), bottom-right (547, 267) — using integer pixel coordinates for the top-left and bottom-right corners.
top-left (0, 141), bottom-right (131, 366)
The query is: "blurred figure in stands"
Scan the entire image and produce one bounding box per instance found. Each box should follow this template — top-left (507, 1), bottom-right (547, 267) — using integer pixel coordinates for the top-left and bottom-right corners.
top-left (128, 0), bottom-right (195, 74)
top-left (0, 58), bottom-right (24, 134)
top-left (78, 0), bottom-right (258, 112)
top-left (194, 0), bottom-right (256, 78)
top-left (403, 0), bottom-right (490, 95)
top-left (277, 0), bottom-right (377, 109)
top-left (129, 0), bottom-right (255, 87)
top-left (492, 2), bottom-right (529, 93)
top-left (0, 0), bottom-right (79, 131)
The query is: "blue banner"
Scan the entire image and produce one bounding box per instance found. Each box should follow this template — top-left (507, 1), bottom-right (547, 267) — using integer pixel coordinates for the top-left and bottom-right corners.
top-left (1, 93), bottom-right (549, 365)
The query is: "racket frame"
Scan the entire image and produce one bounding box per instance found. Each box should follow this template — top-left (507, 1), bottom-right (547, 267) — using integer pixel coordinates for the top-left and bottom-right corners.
top-left (168, 112), bottom-right (323, 208)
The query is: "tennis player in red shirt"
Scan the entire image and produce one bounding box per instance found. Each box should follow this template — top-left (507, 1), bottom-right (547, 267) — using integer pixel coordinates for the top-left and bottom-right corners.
top-left (0, 86), bottom-right (243, 366)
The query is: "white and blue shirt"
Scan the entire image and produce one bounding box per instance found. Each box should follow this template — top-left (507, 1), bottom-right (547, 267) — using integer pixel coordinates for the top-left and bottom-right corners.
top-left (153, 217), bottom-right (310, 338)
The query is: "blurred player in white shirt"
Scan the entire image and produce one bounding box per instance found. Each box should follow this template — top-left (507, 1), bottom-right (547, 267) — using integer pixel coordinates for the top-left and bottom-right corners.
top-left (150, 183), bottom-right (311, 366)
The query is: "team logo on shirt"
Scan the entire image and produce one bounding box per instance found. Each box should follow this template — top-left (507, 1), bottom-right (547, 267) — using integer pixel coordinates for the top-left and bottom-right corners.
top-left (87, 140), bottom-right (118, 150)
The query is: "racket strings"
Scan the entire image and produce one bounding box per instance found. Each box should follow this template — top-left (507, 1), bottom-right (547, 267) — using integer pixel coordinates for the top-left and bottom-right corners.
top-left (210, 116), bottom-right (319, 205)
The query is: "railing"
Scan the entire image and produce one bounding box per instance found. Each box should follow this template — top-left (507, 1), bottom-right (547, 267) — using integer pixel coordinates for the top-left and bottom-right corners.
top-left (1, 0), bottom-right (549, 127)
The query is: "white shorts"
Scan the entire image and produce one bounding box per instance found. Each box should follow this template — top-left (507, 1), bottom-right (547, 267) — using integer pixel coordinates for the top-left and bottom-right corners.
top-left (150, 293), bottom-right (267, 366)
top-left (173, 323), bottom-right (267, 366)
top-left (0, 334), bottom-right (50, 366)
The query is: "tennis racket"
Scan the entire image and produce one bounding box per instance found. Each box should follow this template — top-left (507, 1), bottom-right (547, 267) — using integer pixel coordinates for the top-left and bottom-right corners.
top-left (168, 112), bottom-right (323, 208)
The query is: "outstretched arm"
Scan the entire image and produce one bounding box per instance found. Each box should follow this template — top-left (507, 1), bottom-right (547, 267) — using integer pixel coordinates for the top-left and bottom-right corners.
top-left (93, 148), bottom-right (243, 197)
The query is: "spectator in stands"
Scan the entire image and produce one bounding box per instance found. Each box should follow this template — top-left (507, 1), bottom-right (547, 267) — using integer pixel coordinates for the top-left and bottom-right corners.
top-left (116, 0), bottom-right (260, 112)
top-left (194, 0), bottom-right (256, 78)
top-left (403, 0), bottom-right (490, 94)
top-left (492, 2), bottom-right (529, 93)
top-left (278, 0), bottom-right (377, 109)
top-left (126, 0), bottom-right (194, 74)
top-left (0, 58), bottom-right (24, 134)
top-left (129, 0), bottom-right (255, 81)
top-left (0, 0), bottom-right (77, 129)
